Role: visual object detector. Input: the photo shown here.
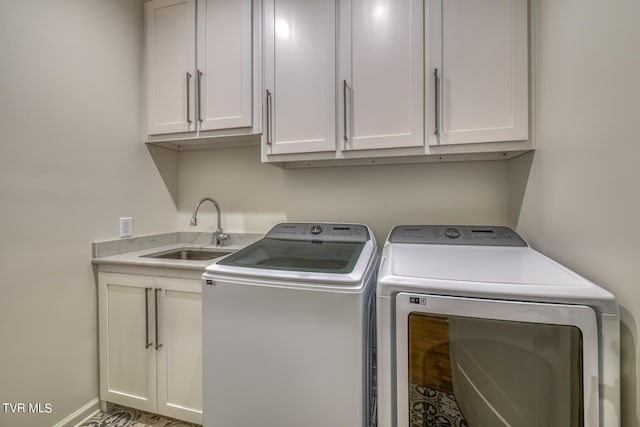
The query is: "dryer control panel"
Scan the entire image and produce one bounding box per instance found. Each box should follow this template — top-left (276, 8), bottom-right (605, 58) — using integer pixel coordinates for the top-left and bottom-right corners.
top-left (389, 225), bottom-right (526, 246)
top-left (266, 222), bottom-right (370, 243)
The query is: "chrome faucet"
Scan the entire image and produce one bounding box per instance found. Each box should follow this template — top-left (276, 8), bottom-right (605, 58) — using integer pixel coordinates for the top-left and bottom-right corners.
top-left (190, 197), bottom-right (229, 246)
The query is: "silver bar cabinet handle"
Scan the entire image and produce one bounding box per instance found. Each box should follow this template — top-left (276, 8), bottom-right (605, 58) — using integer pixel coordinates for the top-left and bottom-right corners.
top-left (266, 89), bottom-right (272, 145)
top-left (186, 72), bottom-right (192, 125)
top-left (434, 68), bottom-right (440, 136)
top-left (145, 288), bottom-right (152, 349)
top-left (155, 288), bottom-right (163, 350)
top-left (343, 80), bottom-right (350, 146)
top-left (197, 70), bottom-right (203, 123)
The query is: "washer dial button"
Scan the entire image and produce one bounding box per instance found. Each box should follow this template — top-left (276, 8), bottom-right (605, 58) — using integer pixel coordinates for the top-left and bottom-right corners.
top-left (310, 225), bottom-right (323, 235)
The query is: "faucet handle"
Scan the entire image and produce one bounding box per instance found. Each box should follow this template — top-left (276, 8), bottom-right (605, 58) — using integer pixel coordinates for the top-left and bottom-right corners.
top-left (216, 232), bottom-right (230, 246)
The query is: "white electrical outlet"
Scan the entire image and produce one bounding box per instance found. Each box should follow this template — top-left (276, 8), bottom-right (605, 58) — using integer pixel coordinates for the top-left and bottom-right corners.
top-left (119, 217), bottom-right (133, 238)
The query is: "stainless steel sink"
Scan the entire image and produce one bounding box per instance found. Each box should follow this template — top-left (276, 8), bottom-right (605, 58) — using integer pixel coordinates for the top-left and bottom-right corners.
top-left (143, 247), bottom-right (232, 261)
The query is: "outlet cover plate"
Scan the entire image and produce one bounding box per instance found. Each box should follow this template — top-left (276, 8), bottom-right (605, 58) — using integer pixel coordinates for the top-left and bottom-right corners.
top-left (119, 217), bottom-right (133, 238)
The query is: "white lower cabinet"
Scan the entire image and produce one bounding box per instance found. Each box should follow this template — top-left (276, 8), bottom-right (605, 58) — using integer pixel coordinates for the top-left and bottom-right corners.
top-left (98, 272), bottom-right (202, 424)
top-left (156, 279), bottom-right (202, 422)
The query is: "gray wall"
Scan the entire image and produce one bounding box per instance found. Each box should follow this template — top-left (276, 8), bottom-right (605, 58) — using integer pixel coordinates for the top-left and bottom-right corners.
top-left (178, 146), bottom-right (513, 245)
top-left (2, 0), bottom-right (639, 425)
top-left (512, 0), bottom-right (640, 424)
top-left (0, 1), bottom-right (178, 426)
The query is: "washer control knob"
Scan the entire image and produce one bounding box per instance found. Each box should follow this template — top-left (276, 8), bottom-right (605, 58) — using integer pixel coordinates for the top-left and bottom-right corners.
top-left (310, 225), bottom-right (323, 235)
top-left (445, 227), bottom-right (460, 239)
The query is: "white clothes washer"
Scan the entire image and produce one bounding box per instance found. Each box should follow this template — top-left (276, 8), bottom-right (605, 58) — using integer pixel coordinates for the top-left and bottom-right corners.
top-left (377, 225), bottom-right (619, 427)
top-left (202, 222), bottom-right (377, 427)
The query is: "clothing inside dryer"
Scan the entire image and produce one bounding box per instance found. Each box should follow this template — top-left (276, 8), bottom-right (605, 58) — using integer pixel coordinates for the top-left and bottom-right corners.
top-left (408, 313), bottom-right (584, 427)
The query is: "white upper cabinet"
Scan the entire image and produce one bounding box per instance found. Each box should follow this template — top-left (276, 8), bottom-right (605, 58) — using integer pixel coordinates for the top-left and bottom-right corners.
top-left (146, 0), bottom-right (254, 139)
top-left (263, 0), bottom-right (336, 155)
top-left (263, 0), bottom-right (530, 165)
top-left (430, 0), bottom-right (529, 146)
top-left (146, 0), bottom-right (197, 135)
top-left (339, 0), bottom-right (424, 151)
top-left (196, 0), bottom-right (252, 131)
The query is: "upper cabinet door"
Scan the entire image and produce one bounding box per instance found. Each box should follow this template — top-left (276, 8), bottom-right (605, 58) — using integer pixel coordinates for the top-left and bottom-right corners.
top-left (196, 0), bottom-right (253, 131)
top-left (263, 0), bottom-right (336, 155)
top-left (146, 0), bottom-right (197, 135)
top-left (434, 0), bottom-right (528, 146)
top-left (340, 0), bottom-right (424, 151)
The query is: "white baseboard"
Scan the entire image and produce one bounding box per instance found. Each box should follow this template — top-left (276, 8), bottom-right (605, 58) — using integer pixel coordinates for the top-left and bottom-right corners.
top-left (53, 398), bottom-right (101, 427)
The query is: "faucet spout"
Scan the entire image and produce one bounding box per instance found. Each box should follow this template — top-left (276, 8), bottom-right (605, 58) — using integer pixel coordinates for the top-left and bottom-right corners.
top-left (190, 197), bottom-right (229, 246)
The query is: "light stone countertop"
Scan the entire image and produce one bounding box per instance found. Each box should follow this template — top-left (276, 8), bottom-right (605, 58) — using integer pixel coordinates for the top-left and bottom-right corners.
top-left (91, 231), bottom-right (262, 272)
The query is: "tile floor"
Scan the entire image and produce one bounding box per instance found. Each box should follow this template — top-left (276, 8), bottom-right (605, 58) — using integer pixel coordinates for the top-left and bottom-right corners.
top-left (78, 405), bottom-right (200, 427)
top-left (83, 387), bottom-right (466, 427)
top-left (409, 384), bottom-right (469, 427)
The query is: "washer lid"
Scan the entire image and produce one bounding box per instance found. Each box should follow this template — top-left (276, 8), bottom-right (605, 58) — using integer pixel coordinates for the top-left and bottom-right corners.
top-left (205, 223), bottom-right (376, 285)
top-left (216, 238), bottom-right (366, 274)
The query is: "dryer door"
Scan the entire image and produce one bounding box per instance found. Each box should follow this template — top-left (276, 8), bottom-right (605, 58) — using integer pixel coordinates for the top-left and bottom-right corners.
top-left (395, 293), bottom-right (599, 427)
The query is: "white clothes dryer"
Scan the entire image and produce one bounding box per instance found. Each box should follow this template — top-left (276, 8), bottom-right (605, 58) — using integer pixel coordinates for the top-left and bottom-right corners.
top-left (377, 225), bottom-right (619, 427)
top-left (202, 222), bottom-right (377, 427)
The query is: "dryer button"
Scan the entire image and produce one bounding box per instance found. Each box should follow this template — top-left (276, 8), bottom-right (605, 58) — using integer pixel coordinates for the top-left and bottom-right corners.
top-left (445, 227), bottom-right (460, 239)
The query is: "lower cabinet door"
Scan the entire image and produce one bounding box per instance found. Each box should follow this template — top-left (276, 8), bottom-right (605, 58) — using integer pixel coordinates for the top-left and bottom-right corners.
top-left (99, 273), bottom-right (202, 424)
top-left (156, 279), bottom-right (203, 424)
top-left (99, 273), bottom-right (158, 413)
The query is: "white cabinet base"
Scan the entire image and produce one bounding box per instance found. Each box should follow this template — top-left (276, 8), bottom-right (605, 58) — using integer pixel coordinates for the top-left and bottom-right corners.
top-left (98, 271), bottom-right (202, 425)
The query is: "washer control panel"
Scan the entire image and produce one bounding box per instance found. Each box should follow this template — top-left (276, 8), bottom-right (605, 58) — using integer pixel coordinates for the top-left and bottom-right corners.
top-left (389, 225), bottom-right (526, 246)
top-left (266, 223), bottom-right (370, 243)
